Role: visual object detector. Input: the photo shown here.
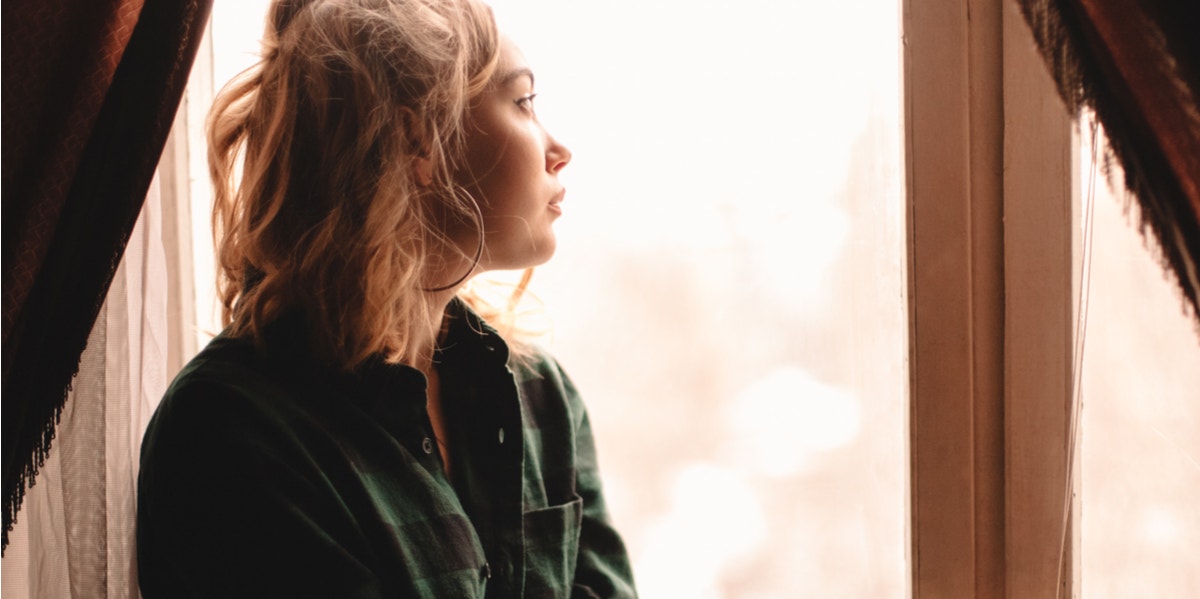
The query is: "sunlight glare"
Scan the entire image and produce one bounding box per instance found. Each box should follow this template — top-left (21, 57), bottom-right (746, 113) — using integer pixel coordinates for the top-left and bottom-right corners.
top-left (723, 366), bottom-right (861, 478)
top-left (635, 464), bottom-right (766, 599)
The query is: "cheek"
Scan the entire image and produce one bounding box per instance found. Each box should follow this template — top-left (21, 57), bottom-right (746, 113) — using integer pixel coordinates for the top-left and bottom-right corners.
top-left (463, 130), bottom-right (510, 199)
top-left (476, 136), bottom-right (542, 213)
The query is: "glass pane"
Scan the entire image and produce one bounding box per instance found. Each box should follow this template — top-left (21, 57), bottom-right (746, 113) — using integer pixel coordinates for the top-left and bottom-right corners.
top-left (490, 2), bottom-right (907, 597)
top-left (1080, 126), bottom-right (1200, 596)
top-left (203, 2), bottom-right (909, 596)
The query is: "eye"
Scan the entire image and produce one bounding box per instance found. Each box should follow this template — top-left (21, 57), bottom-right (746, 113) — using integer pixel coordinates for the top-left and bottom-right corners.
top-left (515, 93), bottom-right (537, 113)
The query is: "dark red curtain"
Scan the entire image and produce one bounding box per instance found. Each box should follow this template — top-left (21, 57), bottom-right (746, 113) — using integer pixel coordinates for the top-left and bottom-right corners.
top-left (2, 0), bottom-right (212, 550)
top-left (1017, 0), bottom-right (1200, 324)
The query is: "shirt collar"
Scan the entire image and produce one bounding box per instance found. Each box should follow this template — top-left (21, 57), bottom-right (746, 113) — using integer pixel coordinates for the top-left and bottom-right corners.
top-left (437, 297), bottom-right (512, 369)
top-left (253, 299), bottom-right (512, 405)
top-left (256, 311), bottom-right (427, 415)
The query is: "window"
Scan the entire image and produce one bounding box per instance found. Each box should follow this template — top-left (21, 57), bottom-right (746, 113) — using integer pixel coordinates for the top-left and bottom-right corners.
top-left (1079, 123), bottom-right (1200, 596)
top-left (490, 1), bottom-right (909, 596)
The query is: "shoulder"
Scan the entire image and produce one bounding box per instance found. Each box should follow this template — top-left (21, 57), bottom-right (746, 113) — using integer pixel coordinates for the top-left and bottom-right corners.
top-left (511, 344), bottom-right (589, 427)
top-left (152, 335), bottom-right (280, 427)
top-left (511, 344), bottom-right (576, 394)
top-left (143, 333), bottom-right (330, 469)
top-left (139, 332), bottom-right (373, 526)
top-left (511, 343), bottom-right (568, 385)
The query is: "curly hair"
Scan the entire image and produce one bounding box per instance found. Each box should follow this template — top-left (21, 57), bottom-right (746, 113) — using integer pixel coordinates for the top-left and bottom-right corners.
top-left (208, 0), bottom-right (502, 370)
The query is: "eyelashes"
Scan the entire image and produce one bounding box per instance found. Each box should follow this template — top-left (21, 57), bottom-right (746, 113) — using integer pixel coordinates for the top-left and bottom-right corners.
top-left (515, 93), bottom-right (538, 112)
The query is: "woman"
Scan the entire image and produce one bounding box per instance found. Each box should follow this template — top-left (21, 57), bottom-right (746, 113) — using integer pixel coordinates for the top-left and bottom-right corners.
top-left (136, 1), bottom-right (637, 597)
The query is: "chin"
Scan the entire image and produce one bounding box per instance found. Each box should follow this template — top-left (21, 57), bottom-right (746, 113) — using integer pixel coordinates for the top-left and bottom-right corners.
top-left (522, 240), bottom-right (557, 269)
top-left (483, 237), bottom-right (557, 272)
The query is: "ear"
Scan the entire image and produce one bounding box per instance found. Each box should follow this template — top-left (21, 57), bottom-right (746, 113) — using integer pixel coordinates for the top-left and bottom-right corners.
top-left (398, 106), bottom-right (434, 185)
top-left (414, 156), bottom-right (434, 187)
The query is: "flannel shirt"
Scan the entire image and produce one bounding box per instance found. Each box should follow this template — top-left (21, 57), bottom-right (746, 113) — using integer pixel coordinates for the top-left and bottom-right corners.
top-left (137, 300), bottom-right (637, 598)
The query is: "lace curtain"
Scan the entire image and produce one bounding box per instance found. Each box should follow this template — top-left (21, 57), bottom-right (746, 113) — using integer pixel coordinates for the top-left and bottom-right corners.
top-left (1, 177), bottom-right (169, 599)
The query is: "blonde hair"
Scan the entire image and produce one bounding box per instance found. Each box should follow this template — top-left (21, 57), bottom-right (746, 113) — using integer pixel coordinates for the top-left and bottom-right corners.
top-left (209, 0), bottom-right (502, 370)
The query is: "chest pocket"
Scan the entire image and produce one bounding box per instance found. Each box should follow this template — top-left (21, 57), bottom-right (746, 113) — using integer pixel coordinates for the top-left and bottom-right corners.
top-left (521, 496), bottom-right (584, 598)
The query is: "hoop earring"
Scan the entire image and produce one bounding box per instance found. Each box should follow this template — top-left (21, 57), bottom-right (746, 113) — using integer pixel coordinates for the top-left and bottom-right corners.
top-left (424, 196), bottom-right (485, 293)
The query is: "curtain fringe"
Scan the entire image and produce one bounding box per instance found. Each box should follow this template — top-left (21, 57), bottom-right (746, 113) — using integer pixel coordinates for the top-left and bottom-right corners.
top-left (1016, 0), bottom-right (1200, 326)
top-left (4, 379), bottom-right (74, 552)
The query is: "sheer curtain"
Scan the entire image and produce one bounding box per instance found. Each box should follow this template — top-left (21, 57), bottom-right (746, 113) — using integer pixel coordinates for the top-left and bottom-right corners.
top-left (1, 176), bottom-right (169, 599)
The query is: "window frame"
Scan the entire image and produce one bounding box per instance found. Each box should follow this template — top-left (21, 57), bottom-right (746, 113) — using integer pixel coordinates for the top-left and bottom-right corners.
top-left (904, 0), bottom-right (1079, 596)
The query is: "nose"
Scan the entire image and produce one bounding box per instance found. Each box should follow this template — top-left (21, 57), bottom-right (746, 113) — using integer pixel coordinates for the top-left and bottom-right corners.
top-left (546, 133), bottom-right (571, 174)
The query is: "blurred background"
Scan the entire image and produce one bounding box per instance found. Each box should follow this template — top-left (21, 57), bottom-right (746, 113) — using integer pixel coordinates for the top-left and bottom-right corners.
top-left (197, 1), bottom-right (1198, 597)
top-left (1078, 124), bottom-right (1200, 597)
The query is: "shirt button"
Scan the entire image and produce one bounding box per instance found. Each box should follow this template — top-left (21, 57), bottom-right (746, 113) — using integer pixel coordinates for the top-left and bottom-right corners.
top-left (421, 437), bottom-right (435, 455)
top-left (482, 562), bottom-right (492, 579)
top-left (497, 427), bottom-right (505, 444)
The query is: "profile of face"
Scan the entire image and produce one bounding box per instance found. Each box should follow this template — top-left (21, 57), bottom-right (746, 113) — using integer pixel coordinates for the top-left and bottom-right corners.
top-left (456, 35), bottom-right (572, 273)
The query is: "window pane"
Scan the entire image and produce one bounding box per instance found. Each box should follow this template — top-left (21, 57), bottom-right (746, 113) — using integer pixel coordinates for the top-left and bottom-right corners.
top-left (491, 2), bottom-right (907, 597)
top-left (1080, 128), bottom-right (1200, 596)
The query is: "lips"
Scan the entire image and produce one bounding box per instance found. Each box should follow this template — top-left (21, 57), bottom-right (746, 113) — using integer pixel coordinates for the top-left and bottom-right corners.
top-left (548, 189), bottom-right (565, 215)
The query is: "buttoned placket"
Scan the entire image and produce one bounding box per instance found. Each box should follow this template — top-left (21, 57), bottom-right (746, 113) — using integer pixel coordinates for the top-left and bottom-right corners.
top-left (481, 364), bottom-right (527, 599)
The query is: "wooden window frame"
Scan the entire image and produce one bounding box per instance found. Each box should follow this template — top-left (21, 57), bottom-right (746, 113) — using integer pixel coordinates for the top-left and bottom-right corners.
top-left (905, 0), bottom-right (1079, 596)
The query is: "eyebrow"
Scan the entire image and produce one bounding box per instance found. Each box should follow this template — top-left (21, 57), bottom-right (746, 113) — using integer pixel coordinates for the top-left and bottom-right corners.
top-left (497, 67), bottom-right (535, 88)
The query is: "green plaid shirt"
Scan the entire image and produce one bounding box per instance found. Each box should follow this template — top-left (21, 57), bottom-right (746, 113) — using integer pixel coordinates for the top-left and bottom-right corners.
top-left (137, 301), bottom-right (637, 598)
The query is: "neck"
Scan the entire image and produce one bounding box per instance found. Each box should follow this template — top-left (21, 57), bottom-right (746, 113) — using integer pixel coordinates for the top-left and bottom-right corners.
top-left (414, 287), bottom-right (457, 376)
top-left (419, 283), bottom-right (460, 477)
top-left (416, 247), bottom-right (483, 370)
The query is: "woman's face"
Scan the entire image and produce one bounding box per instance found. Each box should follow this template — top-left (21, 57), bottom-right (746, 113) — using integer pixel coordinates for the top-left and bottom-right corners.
top-left (457, 35), bottom-right (572, 272)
